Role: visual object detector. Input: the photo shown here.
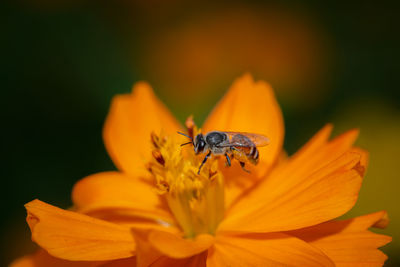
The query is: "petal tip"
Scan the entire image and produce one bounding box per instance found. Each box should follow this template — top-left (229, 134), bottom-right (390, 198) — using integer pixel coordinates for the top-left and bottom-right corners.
top-left (230, 73), bottom-right (255, 92)
top-left (24, 200), bottom-right (44, 238)
top-left (25, 199), bottom-right (41, 208)
top-left (348, 128), bottom-right (360, 139)
top-left (132, 81), bottom-right (155, 98)
top-left (324, 123), bottom-right (334, 133)
top-left (232, 73), bottom-right (276, 96)
top-left (373, 211), bottom-right (390, 229)
top-left (237, 72), bottom-right (254, 82)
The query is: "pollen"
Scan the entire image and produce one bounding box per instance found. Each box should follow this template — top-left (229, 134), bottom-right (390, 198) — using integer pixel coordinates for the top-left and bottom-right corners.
top-left (147, 129), bottom-right (225, 238)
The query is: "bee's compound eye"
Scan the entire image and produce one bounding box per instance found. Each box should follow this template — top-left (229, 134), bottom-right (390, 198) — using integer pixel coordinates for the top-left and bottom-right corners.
top-left (199, 140), bottom-right (206, 150)
top-left (194, 134), bottom-right (205, 154)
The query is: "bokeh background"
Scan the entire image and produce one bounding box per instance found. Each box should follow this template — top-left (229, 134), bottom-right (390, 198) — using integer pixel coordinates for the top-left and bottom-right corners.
top-left (2, 0), bottom-right (399, 266)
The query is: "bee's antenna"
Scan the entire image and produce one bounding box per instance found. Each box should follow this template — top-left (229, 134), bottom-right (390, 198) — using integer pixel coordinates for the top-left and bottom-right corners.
top-left (177, 131), bottom-right (193, 140)
top-left (180, 142), bottom-right (192, 146)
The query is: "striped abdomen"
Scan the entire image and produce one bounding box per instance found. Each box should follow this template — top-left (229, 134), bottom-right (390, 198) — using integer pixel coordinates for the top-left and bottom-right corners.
top-left (231, 134), bottom-right (259, 165)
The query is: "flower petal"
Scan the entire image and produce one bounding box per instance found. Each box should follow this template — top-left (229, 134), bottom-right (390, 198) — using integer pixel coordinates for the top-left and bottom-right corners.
top-left (25, 199), bottom-right (136, 261)
top-left (150, 253), bottom-right (207, 267)
top-left (289, 211), bottom-right (388, 237)
top-left (281, 127), bottom-right (359, 183)
top-left (288, 212), bottom-right (391, 267)
top-left (132, 230), bottom-right (162, 267)
top-left (10, 250), bottom-right (104, 267)
top-left (134, 230), bottom-right (206, 267)
top-left (202, 74), bottom-right (284, 206)
top-left (221, 129), bottom-right (365, 232)
top-left (148, 230), bottom-right (214, 259)
top-left (103, 82), bottom-right (182, 175)
top-left (349, 147), bottom-right (369, 177)
top-left (72, 171), bottom-right (173, 223)
top-left (207, 233), bottom-right (334, 267)
top-left (101, 257), bottom-right (137, 267)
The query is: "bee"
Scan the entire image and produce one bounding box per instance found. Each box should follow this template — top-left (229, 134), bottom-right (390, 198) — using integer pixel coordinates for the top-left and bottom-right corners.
top-left (178, 131), bottom-right (270, 174)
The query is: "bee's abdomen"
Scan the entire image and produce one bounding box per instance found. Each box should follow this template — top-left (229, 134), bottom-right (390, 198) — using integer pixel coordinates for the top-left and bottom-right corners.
top-left (231, 134), bottom-right (259, 164)
top-left (249, 146), bottom-right (259, 164)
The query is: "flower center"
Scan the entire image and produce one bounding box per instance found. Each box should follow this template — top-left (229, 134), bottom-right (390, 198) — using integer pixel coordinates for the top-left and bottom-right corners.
top-left (147, 131), bottom-right (225, 238)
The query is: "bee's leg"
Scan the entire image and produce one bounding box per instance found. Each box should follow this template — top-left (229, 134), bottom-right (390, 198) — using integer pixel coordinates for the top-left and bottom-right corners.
top-left (225, 153), bottom-right (231, 167)
top-left (198, 151), bottom-right (212, 175)
top-left (240, 162), bottom-right (251, 173)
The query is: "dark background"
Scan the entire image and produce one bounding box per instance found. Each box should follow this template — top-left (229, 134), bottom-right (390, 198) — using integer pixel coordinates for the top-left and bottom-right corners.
top-left (2, 0), bottom-right (399, 266)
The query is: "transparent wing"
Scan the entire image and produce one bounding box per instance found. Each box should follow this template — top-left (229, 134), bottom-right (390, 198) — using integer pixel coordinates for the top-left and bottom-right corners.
top-left (218, 132), bottom-right (270, 147)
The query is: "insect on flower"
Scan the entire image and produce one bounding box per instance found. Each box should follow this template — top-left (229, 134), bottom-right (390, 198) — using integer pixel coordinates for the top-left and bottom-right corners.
top-left (178, 130), bottom-right (270, 174)
top-left (12, 75), bottom-right (391, 267)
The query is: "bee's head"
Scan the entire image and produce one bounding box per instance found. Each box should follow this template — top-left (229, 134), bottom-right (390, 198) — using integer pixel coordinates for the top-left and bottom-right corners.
top-left (193, 134), bottom-right (206, 154)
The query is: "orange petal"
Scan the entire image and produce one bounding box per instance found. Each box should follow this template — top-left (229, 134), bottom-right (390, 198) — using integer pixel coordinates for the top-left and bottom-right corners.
top-left (207, 233), bottom-right (334, 267)
top-left (101, 257), bottom-right (137, 267)
top-left (72, 171), bottom-right (173, 223)
top-left (132, 230), bottom-right (162, 267)
top-left (202, 74), bottom-right (284, 206)
top-left (133, 229), bottom-right (207, 267)
top-left (288, 211), bottom-right (389, 238)
top-left (349, 147), bottom-right (369, 177)
top-left (288, 212), bottom-right (391, 267)
top-left (220, 146), bottom-right (365, 232)
top-left (25, 199), bottom-right (136, 261)
top-left (290, 123), bottom-right (334, 161)
top-left (151, 253), bottom-right (207, 267)
top-left (10, 250), bottom-right (104, 267)
top-left (148, 230), bottom-right (214, 259)
top-left (10, 252), bottom-right (137, 267)
top-left (280, 128), bottom-right (360, 184)
top-left (103, 82), bottom-right (182, 175)
top-left (226, 124), bottom-right (333, 209)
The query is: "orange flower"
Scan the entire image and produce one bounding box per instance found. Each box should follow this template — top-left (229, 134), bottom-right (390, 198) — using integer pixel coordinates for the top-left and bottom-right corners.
top-left (12, 74), bottom-right (391, 266)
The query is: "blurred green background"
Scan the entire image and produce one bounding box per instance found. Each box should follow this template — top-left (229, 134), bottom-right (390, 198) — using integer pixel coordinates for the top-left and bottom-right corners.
top-left (1, 0), bottom-right (399, 266)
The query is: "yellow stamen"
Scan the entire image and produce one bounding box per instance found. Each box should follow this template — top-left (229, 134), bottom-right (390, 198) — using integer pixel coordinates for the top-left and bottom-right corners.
top-left (148, 131), bottom-right (224, 238)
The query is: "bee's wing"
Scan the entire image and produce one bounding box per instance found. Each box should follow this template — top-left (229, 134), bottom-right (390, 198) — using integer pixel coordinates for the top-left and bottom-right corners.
top-left (221, 132), bottom-right (270, 147)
